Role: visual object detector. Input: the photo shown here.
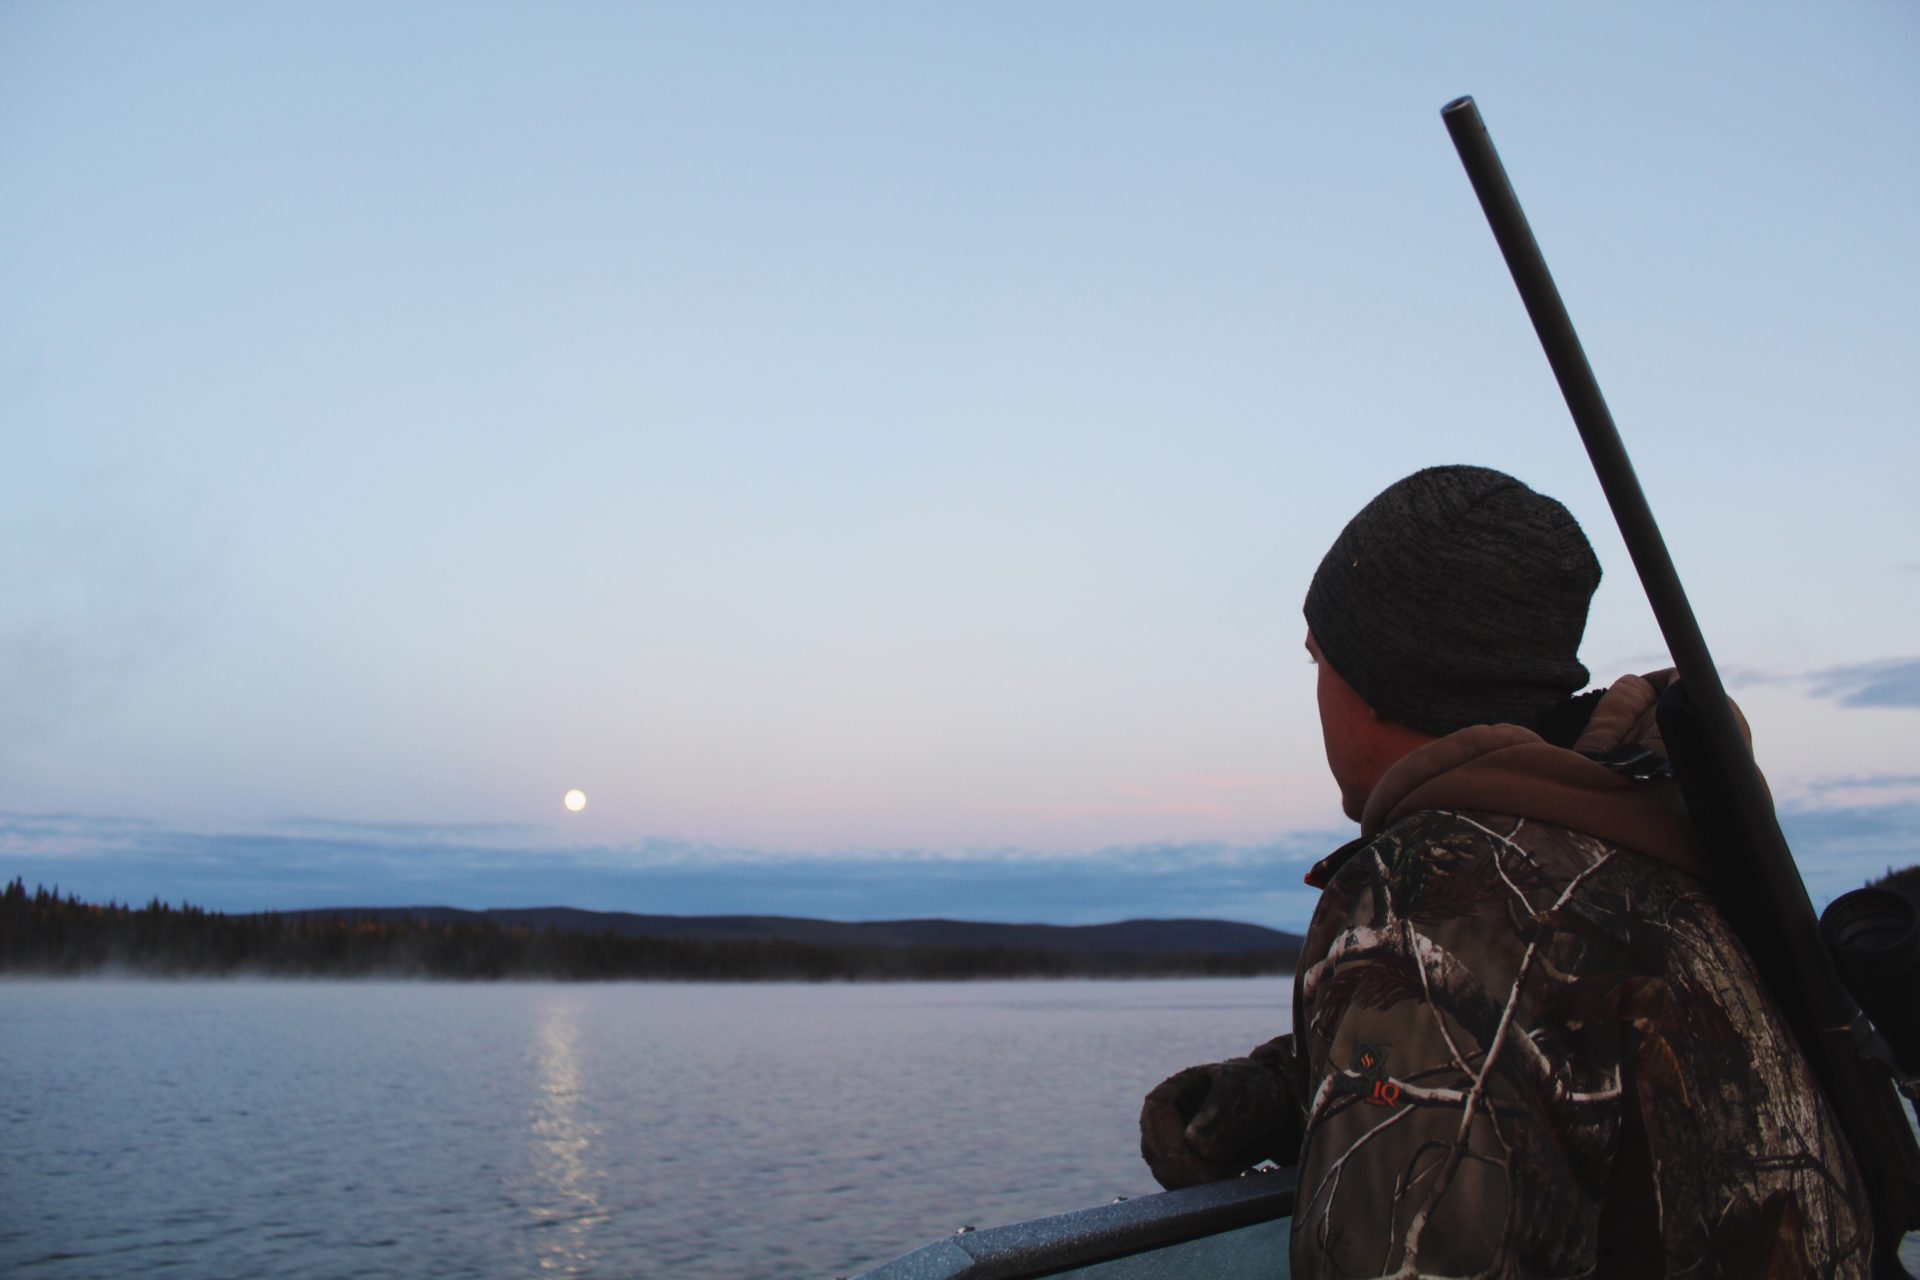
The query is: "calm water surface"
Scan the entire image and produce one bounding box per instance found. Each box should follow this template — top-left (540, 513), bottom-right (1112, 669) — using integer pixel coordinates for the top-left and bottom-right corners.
top-left (1, 978), bottom-right (1291, 1278)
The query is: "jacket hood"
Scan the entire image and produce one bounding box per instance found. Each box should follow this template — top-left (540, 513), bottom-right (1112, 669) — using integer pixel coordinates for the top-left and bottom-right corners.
top-left (1358, 670), bottom-right (1730, 880)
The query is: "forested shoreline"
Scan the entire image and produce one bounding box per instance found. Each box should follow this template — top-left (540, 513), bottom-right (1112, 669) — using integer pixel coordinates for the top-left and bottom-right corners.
top-left (9, 869), bottom-right (1909, 982)
top-left (0, 881), bottom-right (1297, 981)
top-left (1875, 864), bottom-right (1920, 904)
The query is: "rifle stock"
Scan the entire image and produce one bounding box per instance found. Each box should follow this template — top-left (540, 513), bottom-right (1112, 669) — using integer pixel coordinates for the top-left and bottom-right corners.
top-left (1440, 94), bottom-right (1920, 1278)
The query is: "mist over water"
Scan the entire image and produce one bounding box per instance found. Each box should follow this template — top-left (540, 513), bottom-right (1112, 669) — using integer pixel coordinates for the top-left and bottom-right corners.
top-left (0, 978), bottom-right (1291, 1278)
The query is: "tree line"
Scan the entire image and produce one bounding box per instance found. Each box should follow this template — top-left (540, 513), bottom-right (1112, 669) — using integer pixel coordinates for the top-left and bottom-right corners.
top-left (0, 880), bottom-right (1297, 981)
top-left (1873, 864), bottom-right (1920, 905)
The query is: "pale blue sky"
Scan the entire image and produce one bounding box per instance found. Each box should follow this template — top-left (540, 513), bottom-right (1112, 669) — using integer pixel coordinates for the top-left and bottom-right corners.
top-left (3, 3), bottom-right (1915, 925)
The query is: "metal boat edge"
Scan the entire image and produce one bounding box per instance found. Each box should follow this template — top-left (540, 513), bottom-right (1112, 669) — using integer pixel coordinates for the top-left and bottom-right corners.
top-left (849, 1168), bottom-right (1296, 1280)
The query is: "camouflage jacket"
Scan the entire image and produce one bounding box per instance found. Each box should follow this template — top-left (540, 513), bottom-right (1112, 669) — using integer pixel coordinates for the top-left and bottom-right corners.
top-left (1289, 673), bottom-right (1873, 1278)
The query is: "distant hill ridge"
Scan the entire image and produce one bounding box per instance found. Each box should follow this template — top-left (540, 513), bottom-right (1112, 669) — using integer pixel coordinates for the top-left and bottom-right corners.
top-left (270, 906), bottom-right (1304, 958)
top-left (4, 882), bottom-right (1305, 980)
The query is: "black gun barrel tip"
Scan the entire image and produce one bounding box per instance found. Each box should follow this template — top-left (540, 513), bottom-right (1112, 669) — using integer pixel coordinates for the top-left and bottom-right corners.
top-left (1441, 95), bottom-right (1476, 116)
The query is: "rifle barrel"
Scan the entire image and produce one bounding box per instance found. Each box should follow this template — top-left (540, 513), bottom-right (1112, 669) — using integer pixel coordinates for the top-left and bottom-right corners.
top-left (1439, 94), bottom-right (1919, 1275)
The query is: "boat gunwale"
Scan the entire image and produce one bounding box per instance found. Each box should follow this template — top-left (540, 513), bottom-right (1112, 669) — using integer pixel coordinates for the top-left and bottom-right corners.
top-left (850, 1167), bottom-right (1296, 1280)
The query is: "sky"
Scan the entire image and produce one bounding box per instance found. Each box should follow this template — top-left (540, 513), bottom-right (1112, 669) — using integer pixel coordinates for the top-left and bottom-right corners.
top-left (2, 2), bottom-right (1916, 929)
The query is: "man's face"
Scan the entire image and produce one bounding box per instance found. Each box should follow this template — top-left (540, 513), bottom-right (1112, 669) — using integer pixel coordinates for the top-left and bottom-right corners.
top-left (1307, 631), bottom-right (1375, 822)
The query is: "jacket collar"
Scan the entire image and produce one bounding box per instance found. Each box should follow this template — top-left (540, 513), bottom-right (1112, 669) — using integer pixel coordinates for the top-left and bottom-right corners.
top-left (1355, 671), bottom-right (1711, 880)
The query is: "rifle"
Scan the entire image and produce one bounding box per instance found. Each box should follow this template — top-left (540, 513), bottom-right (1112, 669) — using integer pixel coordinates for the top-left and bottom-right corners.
top-left (1440, 94), bottom-right (1920, 1279)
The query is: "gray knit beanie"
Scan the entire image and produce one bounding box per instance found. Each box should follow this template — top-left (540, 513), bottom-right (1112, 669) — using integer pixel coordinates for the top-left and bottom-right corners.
top-left (1303, 465), bottom-right (1601, 737)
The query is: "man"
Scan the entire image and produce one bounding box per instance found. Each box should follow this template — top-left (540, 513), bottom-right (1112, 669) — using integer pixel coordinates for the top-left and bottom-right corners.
top-left (1139, 466), bottom-right (1872, 1277)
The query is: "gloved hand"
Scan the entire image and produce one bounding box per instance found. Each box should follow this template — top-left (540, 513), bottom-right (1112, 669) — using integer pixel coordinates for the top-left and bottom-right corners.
top-left (1138, 1035), bottom-right (1303, 1190)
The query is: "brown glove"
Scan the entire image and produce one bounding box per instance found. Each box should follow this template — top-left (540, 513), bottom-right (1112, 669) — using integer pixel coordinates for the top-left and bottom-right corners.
top-left (1138, 1035), bottom-right (1304, 1190)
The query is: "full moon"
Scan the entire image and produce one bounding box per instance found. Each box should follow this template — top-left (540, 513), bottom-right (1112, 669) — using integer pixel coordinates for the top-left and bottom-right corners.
top-left (563, 789), bottom-right (587, 813)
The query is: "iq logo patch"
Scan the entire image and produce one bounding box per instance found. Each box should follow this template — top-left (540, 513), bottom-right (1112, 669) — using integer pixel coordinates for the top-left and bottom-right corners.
top-left (1349, 1040), bottom-right (1403, 1108)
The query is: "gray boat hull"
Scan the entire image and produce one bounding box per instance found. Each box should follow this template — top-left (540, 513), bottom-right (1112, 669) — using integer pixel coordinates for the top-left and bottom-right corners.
top-left (852, 1170), bottom-right (1294, 1280)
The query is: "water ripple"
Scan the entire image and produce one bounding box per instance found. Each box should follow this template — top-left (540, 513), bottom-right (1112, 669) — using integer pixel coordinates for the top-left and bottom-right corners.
top-left (1, 978), bottom-right (1291, 1277)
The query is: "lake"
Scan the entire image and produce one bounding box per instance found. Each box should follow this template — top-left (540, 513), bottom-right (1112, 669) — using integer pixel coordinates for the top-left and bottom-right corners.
top-left (0, 978), bottom-right (1292, 1278)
